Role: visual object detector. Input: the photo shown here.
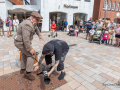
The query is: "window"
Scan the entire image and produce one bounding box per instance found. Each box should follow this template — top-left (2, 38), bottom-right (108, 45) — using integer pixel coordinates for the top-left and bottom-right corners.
top-left (103, 0), bottom-right (107, 10)
top-left (112, 1), bottom-right (116, 11)
top-left (116, 2), bottom-right (119, 11)
top-left (108, 1), bottom-right (112, 10)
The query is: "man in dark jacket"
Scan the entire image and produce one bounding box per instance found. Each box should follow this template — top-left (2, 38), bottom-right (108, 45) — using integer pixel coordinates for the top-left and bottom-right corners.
top-left (34, 39), bottom-right (69, 80)
top-left (0, 17), bottom-right (4, 37)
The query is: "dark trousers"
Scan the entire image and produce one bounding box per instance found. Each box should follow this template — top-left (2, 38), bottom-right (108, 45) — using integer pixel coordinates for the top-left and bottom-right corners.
top-left (103, 39), bottom-right (107, 44)
top-left (45, 48), bottom-right (69, 71)
top-left (61, 26), bottom-right (64, 31)
top-left (38, 25), bottom-right (42, 32)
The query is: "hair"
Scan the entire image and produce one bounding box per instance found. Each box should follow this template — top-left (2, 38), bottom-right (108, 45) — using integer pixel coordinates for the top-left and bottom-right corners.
top-left (110, 26), bottom-right (114, 29)
top-left (14, 16), bottom-right (17, 18)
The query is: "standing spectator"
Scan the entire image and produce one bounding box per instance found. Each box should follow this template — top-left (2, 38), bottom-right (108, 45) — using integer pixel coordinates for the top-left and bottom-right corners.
top-left (79, 20), bottom-right (83, 29)
top-left (61, 19), bottom-right (65, 32)
top-left (86, 17), bottom-right (94, 40)
top-left (109, 21), bottom-right (116, 30)
top-left (101, 20), bottom-right (109, 34)
top-left (49, 19), bottom-right (51, 30)
top-left (83, 20), bottom-right (87, 33)
top-left (5, 15), bottom-right (12, 38)
top-left (0, 17), bottom-right (4, 37)
top-left (114, 24), bottom-right (120, 47)
top-left (95, 19), bottom-right (103, 30)
top-left (38, 19), bottom-right (42, 32)
top-left (75, 20), bottom-right (77, 25)
top-left (13, 16), bottom-right (19, 35)
top-left (64, 19), bottom-right (68, 32)
top-left (108, 26), bottom-right (114, 45)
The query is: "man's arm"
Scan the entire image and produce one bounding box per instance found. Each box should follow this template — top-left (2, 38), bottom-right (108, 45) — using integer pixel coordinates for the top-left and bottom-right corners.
top-left (38, 54), bottom-right (45, 65)
top-left (48, 60), bottom-right (59, 76)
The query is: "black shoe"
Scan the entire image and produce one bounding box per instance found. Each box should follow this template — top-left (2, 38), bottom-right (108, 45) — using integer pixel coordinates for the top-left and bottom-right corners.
top-left (58, 72), bottom-right (66, 80)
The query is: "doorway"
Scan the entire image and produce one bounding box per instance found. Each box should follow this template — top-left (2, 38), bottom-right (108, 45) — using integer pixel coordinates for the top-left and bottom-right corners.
top-left (73, 13), bottom-right (87, 26)
top-left (49, 12), bottom-right (67, 30)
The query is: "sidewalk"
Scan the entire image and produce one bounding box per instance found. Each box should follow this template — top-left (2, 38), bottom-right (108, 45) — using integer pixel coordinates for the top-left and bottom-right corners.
top-left (0, 32), bottom-right (120, 90)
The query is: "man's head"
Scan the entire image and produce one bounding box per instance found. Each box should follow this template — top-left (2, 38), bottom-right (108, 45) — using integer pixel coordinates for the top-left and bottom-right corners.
top-left (31, 12), bottom-right (43, 25)
top-left (92, 27), bottom-right (94, 29)
top-left (14, 16), bottom-right (17, 19)
top-left (90, 17), bottom-right (92, 21)
top-left (104, 20), bottom-right (107, 24)
top-left (42, 43), bottom-right (53, 55)
top-left (8, 15), bottom-right (11, 19)
top-left (52, 21), bottom-right (55, 24)
top-left (99, 19), bottom-right (101, 22)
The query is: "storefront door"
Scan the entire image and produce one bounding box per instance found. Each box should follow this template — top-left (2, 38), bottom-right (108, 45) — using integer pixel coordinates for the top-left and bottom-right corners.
top-left (49, 12), bottom-right (67, 31)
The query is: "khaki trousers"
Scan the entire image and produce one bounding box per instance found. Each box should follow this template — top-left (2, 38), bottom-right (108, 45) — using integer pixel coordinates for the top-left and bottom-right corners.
top-left (14, 40), bottom-right (35, 72)
top-left (0, 27), bottom-right (4, 36)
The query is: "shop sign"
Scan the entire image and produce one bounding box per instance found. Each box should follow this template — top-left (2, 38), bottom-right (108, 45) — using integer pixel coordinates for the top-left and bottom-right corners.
top-left (64, 4), bottom-right (78, 9)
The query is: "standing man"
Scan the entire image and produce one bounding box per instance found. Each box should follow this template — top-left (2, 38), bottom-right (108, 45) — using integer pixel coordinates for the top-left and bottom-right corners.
top-left (86, 17), bottom-right (94, 40)
top-left (95, 19), bottom-right (103, 30)
top-left (13, 16), bottom-right (19, 35)
top-left (0, 17), bottom-right (4, 37)
top-left (38, 19), bottom-right (42, 32)
top-left (34, 39), bottom-right (69, 80)
top-left (101, 20), bottom-right (109, 34)
top-left (14, 12), bottom-right (44, 81)
top-left (5, 15), bottom-right (12, 38)
top-left (109, 21), bottom-right (116, 30)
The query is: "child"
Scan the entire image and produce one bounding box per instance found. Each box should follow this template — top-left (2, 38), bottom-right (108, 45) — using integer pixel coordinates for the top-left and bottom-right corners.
top-left (102, 31), bottom-right (109, 44)
top-left (89, 27), bottom-right (95, 41)
top-left (108, 26), bottom-right (114, 45)
top-left (74, 26), bottom-right (79, 36)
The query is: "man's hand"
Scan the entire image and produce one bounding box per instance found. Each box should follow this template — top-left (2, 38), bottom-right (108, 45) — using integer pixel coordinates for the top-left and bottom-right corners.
top-left (39, 36), bottom-right (45, 41)
top-left (30, 49), bottom-right (36, 55)
top-left (33, 65), bottom-right (39, 71)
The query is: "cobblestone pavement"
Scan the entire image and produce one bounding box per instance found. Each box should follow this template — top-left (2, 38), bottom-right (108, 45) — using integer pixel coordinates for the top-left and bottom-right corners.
top-left (0, 32), bottom-right (120, 90)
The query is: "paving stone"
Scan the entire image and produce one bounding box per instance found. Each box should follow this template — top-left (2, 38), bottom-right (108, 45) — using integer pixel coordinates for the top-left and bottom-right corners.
top-left (107, 72), bottom-right (120, 80)
top-left (72, 75), bottom-right (84, 83)
top-left (82, 81), bottom-right (97, 90)
top-left (82, 69), bottom-right (95, 76)
top-left (0, 62), bottom-right (3, 66)
top-left (4, 63), bottom-right (10, 67)
top-left (73, 69), bottom-right (82, 75)
top-left (80, 73), bottom-right (95, 83)
top-left (92, 81), bottom-right (105, 90)
top-left (60, 84), bottom-right (72, 90)
top-left (67, 80), bottom-right (80, 89)
top-left (64, 75), bottom-right (73, 82)
top-left (100, 73), bottom-right (114, 81)
top-left (92, 74), bottom-right (107, 83)
top-left (76, 85), bottom-right (88, 90)
top-left (66, 71), bottom-right (75, 76)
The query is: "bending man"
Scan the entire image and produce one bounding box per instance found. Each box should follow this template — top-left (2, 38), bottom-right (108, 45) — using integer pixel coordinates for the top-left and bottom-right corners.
top-left (35, 39), bottom-right (69, 80)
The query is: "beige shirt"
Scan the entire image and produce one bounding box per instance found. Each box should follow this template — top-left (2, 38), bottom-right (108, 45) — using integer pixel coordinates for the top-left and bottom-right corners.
top-left (14, 17), bottom-right (41, 51)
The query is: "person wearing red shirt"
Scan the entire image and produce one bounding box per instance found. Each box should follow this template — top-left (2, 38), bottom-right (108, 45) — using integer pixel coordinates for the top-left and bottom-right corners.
top-left (51, 21), bottom-right (56, 31)
top-left (49, 21), bottom-right (57, 37)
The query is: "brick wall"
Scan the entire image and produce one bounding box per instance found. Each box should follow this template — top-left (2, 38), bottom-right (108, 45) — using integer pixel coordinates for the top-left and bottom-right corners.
top-left (93, 0), bottom-right (120, 22)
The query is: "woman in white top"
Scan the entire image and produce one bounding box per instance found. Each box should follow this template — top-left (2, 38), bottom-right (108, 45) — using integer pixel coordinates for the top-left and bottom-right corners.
top-left (13, 16), bottom-right (19, 35)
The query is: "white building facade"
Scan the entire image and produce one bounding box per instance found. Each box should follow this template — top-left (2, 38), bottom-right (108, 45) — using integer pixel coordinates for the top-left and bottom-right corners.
top-left (0, 0), bottom-right (94, 31)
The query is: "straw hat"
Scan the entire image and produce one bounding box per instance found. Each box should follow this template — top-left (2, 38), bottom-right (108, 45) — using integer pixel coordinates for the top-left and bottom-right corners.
top-left (8, 15), bottom-right (11, 18)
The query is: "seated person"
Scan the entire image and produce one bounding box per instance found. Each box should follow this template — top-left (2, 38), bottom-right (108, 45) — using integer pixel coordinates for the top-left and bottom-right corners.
top-left (51, 21), bottom-right (56, 31)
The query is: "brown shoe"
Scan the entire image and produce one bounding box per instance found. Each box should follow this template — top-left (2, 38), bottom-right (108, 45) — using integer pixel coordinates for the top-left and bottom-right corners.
top-left (24, 73), bottom-right (35, 81)
top-left (20, 70), bottom-right (26, 74)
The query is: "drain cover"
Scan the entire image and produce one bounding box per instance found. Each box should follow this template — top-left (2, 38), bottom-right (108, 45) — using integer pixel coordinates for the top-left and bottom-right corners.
top-left (0, 68), bottom-right (66, 90)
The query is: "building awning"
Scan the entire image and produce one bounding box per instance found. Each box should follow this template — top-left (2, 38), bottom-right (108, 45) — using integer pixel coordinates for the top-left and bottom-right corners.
top-left (9, 8), bottom-right (38, 14)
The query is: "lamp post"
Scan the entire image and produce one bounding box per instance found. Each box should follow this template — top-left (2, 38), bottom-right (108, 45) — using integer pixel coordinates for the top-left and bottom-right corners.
top-left (104, 5), bottom-right (107, 20)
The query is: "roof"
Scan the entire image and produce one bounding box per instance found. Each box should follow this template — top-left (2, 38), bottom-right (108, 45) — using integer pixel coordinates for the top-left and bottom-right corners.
top-left (11, 0), bottom-right (23, 5)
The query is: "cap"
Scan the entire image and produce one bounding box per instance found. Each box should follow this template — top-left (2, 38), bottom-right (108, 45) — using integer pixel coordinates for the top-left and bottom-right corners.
top-left (8, 15), bottom-right (11, 18)
top-left (31, 11), bottom-right (43, 19)
top-left (42, 43), bottom-right (53, 54)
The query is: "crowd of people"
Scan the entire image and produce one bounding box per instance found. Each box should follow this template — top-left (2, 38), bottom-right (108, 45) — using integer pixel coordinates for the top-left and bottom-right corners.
top-left (77, 17), bottom-right (120, 46)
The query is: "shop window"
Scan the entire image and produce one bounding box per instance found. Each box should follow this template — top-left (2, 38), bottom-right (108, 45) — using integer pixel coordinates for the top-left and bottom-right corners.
top-left (103, 0), bottom-right (107, 10)
top-left (112, 1), bottom-right (116, 11)
top-left (108, 1), bottom-right (112, 10)
top-left (116, 2), bottom-right (119, 11)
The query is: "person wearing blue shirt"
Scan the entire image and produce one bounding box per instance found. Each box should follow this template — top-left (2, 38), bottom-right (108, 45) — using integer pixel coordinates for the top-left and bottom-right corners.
top-left (109, 21), bottom-right (116, 30)
top-left (86, 17), bottom-right (94, 40)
